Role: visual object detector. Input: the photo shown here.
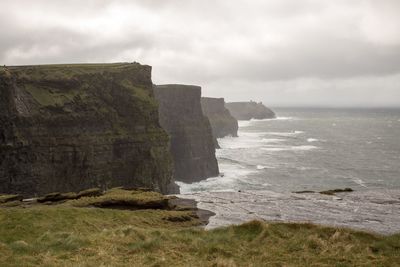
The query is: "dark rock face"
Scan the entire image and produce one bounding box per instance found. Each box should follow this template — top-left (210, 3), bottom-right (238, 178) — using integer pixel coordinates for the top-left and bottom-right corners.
top-left (154, 84), bottom-right (219, 183)
top-left (201, 97), bottom-right (238, 147)
top-left (0, 63), bottom-right (175, 197)
top-left (225, 101), bottom-right (276, 120)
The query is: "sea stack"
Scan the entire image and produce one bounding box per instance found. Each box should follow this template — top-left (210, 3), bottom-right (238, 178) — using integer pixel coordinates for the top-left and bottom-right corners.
top-left (154, 84), bottom-right (219, 183)
top-left (0, 63), bottom-right (175, 196)
top-left (201, 97), bottom-right (238, 147)
top-left (225, 101), bottom-right (276, 120)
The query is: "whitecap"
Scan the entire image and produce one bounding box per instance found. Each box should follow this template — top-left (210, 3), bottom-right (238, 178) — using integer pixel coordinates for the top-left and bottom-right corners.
top-left (264, 131), bottom-right (304, 137)
top-left (177, 162), bottom-right (258, 194)
top-left (250, 117), bottom-right (295, 122)
top-left (218, 136), bottom-right (264, 149)
top-left (261, 138), bottom-right (285, 143)
top-left (353, 178), bottom-right (368, 187)
top-left (238, 120), bottom-right (252, 127)
top-left (276, 117), bottom-right (295, 120)
top-left (256, 165), bottom-right (275, 170)
top-left (307, 138), bottom-right (318, 143)
top-left (261, 145), bottom-right (318, 152)
top-left (292, 145), bottom-right (318, 151)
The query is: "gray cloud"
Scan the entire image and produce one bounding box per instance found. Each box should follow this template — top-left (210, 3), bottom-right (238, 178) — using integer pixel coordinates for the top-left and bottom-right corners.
top-left (1, 0), bottom-right (399, 106)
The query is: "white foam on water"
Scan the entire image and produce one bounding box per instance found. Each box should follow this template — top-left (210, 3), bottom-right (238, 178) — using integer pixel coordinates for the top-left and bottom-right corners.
top-left (238, 120), bottom-right (252, 127)
top-left (261, 145), bottom-right (318, 152)
top-left (353, 178), bottom-right (368, 187)
top-left (264, 131), bottom-right (304, 137)
top-left (237, 117), bottom-right (296, 128)
top-left (178, 162), bottom-right (258, 194)
top-left (218, 131), bottom-right (270, 149)
top-left (261, 138), bottom-right (285, 143)
top-left (307, 138), bottom-right (318, 143)
top-left (276, 117), bottom-right (295, 120)
top-left (256, 165), bottom-right (275, 170)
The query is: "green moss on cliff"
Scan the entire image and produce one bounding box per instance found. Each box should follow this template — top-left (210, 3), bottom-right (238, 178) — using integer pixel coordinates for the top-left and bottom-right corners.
top-left (119, 79), bottom-right (158, 109)
top-left (24, 84), bottom-right (80, 107)
top-left (9, 63), bottom-right (145, 81)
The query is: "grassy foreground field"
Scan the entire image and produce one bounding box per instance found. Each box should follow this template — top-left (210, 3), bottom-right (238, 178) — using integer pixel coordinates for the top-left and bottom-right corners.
top-left (0, 191), bottom-right (399, 266)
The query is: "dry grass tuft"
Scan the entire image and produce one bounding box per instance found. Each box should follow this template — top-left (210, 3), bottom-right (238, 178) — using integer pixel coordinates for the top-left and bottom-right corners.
top-left (0, 194), bottom-right (399, 266)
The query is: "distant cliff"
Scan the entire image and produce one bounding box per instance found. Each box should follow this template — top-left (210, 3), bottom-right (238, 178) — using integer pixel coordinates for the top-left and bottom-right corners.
top-left (154, 85), bottom-right (219, 183)
top-left (0, 63), bottom-right (175, 196)
top-left (201, 97), bottom-right (238, 146)
top-left (225, 101), bottom-right (276, 120)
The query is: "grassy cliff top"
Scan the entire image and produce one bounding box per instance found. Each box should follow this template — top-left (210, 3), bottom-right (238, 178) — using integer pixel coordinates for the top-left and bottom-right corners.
top-left (0, 189), bottom-right (399, 266)
top-left (2, 62), bottom-right (151, 81)
top-left (5, 62), bottom-right (148, 71)
top-left (1, 61), bottom-right (157, 115)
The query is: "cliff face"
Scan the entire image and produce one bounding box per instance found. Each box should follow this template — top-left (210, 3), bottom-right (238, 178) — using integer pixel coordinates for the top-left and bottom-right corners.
top-left (0, 63), bottom-right (175, 196)
top-left (201, 97), bottom-right (238, 144)
top-left (154, 85), bottom-right (219, 183)
top-left (225, 101), bottom-right (276, 120)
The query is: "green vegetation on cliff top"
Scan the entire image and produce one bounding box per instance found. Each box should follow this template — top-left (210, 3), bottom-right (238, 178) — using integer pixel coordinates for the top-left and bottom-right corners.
top-left (0, 189), bottom-right (399, 266)
top-left (3, 62), bottom-right (154, 109)
top-left (5, 62), bottom-right (148, 78)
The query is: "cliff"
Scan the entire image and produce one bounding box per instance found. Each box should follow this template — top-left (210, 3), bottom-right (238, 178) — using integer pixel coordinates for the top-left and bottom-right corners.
top-left (0, 63), bottom-right (175, 197)
top-left (225, 101), bottom-right (276, 120)
top-left (201, 97), bottom-right (238, 146)
top-left (154, 84), bottom-right (219, 183)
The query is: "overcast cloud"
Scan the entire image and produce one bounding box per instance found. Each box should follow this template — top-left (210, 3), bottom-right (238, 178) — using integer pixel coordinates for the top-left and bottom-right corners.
top-left (1, 0), bottom-right (399, 107)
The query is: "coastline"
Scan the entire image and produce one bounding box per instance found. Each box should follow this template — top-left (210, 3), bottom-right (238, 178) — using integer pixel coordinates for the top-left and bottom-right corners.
top-left (1, 189), bottom-right (399, 265)
top-left (179, 188), bottom-right (400, 235)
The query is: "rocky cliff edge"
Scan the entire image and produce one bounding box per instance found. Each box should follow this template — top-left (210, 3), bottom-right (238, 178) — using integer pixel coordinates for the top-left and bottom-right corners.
top-left (154, 84), bottom-right (219, 183)
top-left (0, 63), bottom-right (175, 196)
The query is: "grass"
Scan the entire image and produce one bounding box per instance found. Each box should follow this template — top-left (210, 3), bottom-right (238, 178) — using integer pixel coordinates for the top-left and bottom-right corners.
top-left (23, 84), bottom-right (80, 107)
top-left (70, 188), bottom-right (171, 209)
top-left (7, 62), bottom-right (146, 80)
top-left (0, 190), bottom-right (399, 266)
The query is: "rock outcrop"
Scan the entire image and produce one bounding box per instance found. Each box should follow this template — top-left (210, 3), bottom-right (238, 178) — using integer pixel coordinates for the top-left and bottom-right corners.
top-left (201, 97), bottom-right (238, 147)
top-left (0, 63), bottom-right (175, 197)
top-left (154, 84), bottom-right (219, 183)
top-left (225, 101), bottom-right (276, 120)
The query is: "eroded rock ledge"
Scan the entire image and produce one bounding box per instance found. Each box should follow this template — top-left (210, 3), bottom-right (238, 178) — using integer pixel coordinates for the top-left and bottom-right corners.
top-left (0, 63), bottom-right (175, 197)
top-left (225, 101), bottom-right (276, 120)
top-left (154, 84), bottom-right (219, 183)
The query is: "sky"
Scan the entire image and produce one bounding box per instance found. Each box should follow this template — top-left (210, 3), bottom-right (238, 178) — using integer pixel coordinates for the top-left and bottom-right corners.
top-left (1, 0), bottom-right (399, 107)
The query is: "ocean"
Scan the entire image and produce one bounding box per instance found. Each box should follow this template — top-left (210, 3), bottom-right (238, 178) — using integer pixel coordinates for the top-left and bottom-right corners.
top-left (179, 108), bottom-right (400, 193)
top-left (178, 108), bottom-right (400, 234)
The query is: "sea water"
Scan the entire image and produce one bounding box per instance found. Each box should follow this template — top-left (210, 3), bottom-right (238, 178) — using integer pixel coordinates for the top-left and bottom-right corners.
top-left (177, 108), bottom-right (400, 234)
top-left (179, 108), bottom-right (400, 193)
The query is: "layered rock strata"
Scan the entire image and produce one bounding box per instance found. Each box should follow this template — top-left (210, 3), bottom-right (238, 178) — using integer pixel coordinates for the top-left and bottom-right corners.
top-left (201, 97), bottom-right (238, 145)
top-left (0, 63), bottom-right (175, 196)
top-left (225, 101), bottom-right (276, 120)
top-left (154, 84), bottom-right (219, 183)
